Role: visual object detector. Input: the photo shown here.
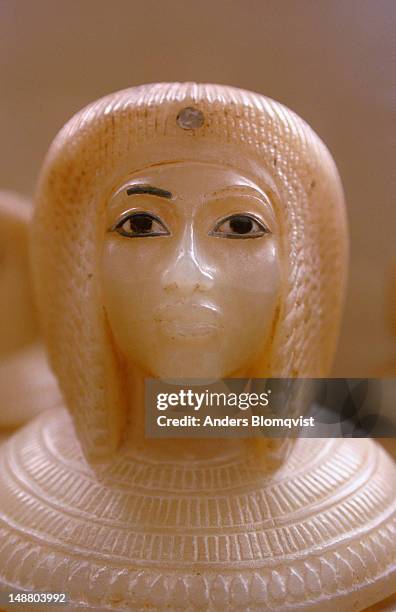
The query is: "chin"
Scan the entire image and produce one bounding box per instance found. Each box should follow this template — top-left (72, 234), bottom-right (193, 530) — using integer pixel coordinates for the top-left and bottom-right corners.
top-left (151, 355), bottom-right (226, 380)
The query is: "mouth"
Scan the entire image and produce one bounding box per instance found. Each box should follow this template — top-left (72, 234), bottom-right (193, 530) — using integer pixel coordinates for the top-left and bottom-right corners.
top-left (155, 303), bottom-right (222, 339)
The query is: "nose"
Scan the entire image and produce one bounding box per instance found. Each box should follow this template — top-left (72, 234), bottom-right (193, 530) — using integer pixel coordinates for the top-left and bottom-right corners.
top-left (161, 225), bottom-right (214, 294)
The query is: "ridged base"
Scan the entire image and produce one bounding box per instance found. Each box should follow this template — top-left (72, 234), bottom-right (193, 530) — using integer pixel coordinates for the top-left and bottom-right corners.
top-left (0, 408), bottom-right (395, 611)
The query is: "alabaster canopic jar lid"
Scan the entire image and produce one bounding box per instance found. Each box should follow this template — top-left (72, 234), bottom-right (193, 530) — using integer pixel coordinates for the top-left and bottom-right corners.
top-left (31, 82), bottom-right (347, 461)
top-left (0, 83), bottom-right (394, 611)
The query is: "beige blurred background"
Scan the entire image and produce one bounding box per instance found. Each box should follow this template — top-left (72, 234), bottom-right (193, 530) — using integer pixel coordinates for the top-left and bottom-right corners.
top-left (0, 0), bottom-right (394, 376)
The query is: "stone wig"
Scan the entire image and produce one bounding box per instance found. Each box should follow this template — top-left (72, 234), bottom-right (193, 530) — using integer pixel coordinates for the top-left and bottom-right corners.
top-left (31, 83), bottom-right (348, 462)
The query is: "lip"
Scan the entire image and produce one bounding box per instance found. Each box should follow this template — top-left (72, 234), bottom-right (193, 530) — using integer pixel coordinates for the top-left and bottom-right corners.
top-left (155, 302), bottom-right (222, 338)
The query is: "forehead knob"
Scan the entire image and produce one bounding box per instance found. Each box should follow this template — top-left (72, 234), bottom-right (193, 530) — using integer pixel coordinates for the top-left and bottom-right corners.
top-left (176, 107), bottom-right (205, 130)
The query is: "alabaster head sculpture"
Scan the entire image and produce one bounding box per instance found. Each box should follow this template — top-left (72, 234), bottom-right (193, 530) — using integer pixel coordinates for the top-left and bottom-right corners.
top-left (3, 85), bottom-right (395, 612)
top-left (32, 83), bottom-right (348, 461)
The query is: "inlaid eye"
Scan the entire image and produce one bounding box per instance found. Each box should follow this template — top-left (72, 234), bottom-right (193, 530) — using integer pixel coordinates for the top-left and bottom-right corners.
top-left (210, 214), bottom-right (269, 239)
top-left (110, 212), bottom-right (170, 238)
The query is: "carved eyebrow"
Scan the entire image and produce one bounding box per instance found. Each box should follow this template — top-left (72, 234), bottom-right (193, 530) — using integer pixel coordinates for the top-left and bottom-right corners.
top-left (209, 185), bottom-right (268, 201)
top-left (126, 184), bottom-right (172, 199)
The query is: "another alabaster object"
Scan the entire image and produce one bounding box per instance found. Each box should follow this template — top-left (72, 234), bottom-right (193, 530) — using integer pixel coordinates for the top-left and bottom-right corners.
top-left (378, 262), bottom-right (396, 377)
top-left (0, 84), bottom-right (394, 611)
top-left (0, 191), bottom-right (60, 429)
top-left (376, 262), bottom-right (396, 462)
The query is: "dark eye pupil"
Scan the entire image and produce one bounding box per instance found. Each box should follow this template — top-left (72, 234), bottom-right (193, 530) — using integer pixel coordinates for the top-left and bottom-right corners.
top-left (229, 216), bottom-right (253, 234)
top-left (129, 214), bottom-right (153, 233)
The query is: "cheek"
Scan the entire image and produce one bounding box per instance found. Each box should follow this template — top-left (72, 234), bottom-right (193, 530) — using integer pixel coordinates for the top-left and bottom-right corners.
top-left (211, 237), bottom-right (280, 308)
top-left (210, 239), bottom-right (281, 365)
top-left (100, 241), bottom-right (159, 356)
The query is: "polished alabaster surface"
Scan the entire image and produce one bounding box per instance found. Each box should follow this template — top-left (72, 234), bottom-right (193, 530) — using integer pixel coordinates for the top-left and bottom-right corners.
top-left (0, 408), bottom-right (394, 611)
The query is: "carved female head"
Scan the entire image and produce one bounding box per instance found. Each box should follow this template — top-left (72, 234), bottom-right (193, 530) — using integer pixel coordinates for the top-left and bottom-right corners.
top-left (32, 83), bottom-right (347, 461)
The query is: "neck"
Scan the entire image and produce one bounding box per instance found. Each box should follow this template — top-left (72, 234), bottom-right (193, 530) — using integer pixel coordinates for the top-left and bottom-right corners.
top-left (122, 363), bottom-right (248, 461)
